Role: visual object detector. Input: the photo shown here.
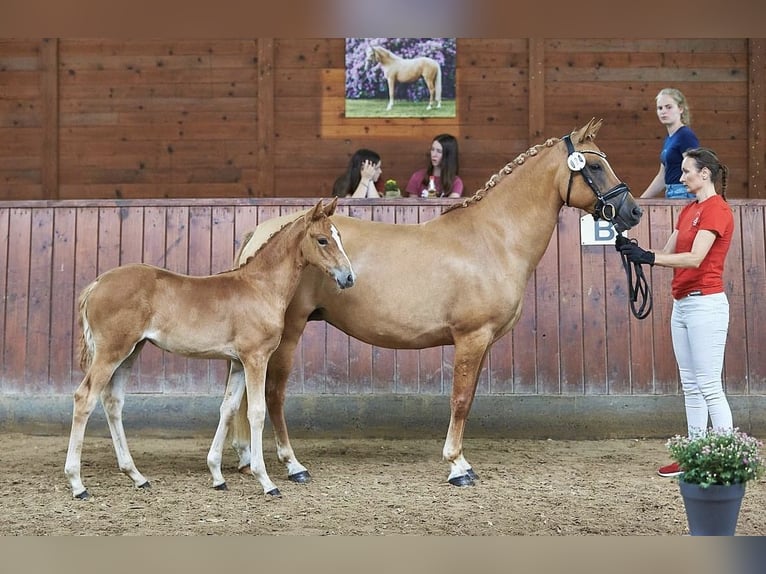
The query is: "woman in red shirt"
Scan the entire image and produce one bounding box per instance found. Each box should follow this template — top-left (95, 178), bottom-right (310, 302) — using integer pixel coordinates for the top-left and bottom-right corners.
top-left (619, 148), bottom-right (734, 477)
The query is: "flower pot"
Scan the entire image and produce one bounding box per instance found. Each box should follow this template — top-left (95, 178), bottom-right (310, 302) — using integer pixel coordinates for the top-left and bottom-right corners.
top-left (679, 480), bottom-right (745, 536)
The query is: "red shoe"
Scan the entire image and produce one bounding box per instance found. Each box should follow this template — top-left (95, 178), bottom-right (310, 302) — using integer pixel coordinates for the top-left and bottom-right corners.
top-left (657, 462), bottom-right (683, 478)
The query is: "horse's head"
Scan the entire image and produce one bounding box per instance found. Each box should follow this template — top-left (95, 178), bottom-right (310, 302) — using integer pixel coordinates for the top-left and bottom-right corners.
top-left (301, 197), bottom-right (356, 289)
top-left (365, 45), bottom-right (380, 65)
top-left (558, 118), bottom-right (643, 233)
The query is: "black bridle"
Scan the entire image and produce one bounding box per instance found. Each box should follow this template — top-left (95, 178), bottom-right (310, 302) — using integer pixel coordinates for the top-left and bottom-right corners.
top-left (563, 135), bottom-right (653, 320)
top-left (562, 135), bottom-right (631, 225)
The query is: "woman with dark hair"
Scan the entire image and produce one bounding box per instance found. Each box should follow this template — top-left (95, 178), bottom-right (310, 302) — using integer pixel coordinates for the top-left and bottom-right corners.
top-left (405, 133), bottom-right (464, 198)
top-left (332, 148), bottom-right (382, 198)
top-left (618, 148), bottom-right (735, 477)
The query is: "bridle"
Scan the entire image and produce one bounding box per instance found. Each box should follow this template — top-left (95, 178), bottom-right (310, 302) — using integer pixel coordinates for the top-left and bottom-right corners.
top-left (563, 135), bottom-right (652, 320)
top-left (562, 135), bottom-right (631, 225)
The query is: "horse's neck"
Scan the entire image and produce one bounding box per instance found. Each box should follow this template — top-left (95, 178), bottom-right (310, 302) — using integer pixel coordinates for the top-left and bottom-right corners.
top-left (461, 155), bottom-right (564, 266)
top-left (238, 221), bottom-right (306, 299)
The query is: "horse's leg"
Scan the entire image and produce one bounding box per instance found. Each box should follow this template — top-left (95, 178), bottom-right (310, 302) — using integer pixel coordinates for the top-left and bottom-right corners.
top-left (242, 355), bottom-right (281, 497)
top-left (100, 344), bottom-right (150, 490)
top-left (425, 74), bottom-right (435, 110)
top-left (443, 332), bottom-right (493, 486)
top-left (207, 360), bottom-right (246, 490)
top-left (265, 327), bottom-right (310, 482)
top-left (232, 315), bottom-right (311, 483)
top-left (64, 348), bottom-right (134, 499)
top-left (386, 76), bottom-right (395, 110)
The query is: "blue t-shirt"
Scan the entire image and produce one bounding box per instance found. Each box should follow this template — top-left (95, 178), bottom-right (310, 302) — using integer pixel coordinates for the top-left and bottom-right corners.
top-left (661, 125), bottom-right (699, 185)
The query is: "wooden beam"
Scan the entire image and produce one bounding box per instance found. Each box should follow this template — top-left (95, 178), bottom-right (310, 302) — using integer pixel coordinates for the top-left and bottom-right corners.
top-left (40, 38), bottom-right (59, 200)
top-left (748, 38), bottom-right (765, 199)
top-left (256, 38), bottom-right (275, 197)
top-left (528, 37), bottom-right (545, 143)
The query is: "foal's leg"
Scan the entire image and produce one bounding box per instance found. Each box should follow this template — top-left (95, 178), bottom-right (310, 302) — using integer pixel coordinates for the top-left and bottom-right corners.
top-left (64, 351), bottom-right (132, 499)
top-left (100, 346), bottom-right (150, 490)
top-left (207, 360), bottom-right (246, 489)
top-left (443, 333), bottom-right (493, 486)
top-left (386, 77), bottom-right (395, 110)
top-left (243, 355), bottom-right (280, 497)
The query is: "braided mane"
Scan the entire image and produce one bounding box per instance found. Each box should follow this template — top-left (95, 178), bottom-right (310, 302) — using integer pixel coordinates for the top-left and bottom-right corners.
top-left (443, 137), bottom-right (559, 214)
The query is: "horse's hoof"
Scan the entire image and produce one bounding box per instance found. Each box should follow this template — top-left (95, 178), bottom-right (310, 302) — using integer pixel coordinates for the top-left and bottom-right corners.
top-left (265, 488), bottom-right (282, 498)
top-left (448, 474), bottom-right (475, 487)
top-left (467, 468), bottom-right (479, 481)
top-left (213, 482), bottom-right (228, 491)
top-left (138, 481), bottom-right (151, 490)
top-left (288, 471), bottom-right (311, 484)
top-left (74, 490), bottom-right (90, 500)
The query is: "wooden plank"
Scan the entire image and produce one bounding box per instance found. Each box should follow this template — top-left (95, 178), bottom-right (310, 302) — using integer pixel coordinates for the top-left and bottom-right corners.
top-left (558, 208), bottom-right (585, 394)
top-left (72, 207), bottom-right (99, 390)
top-left (581, 242), bottom-right (608, 395)
top-left (741, 205), bottom-right (766, 392)
top-left (528, 37), bottom-right (545, 142)
top-left (255, 39), bottom-right (274, 197)
top-left (0, 209), bottom-right (8, 382)
top-left (604, 242), bottom-right (632, 395)
top-left (49, 208), bottom-right (77, 392)
top-left (370, 204), bottom-right (396, 394)
top-left (40, 38), bottom-right (58, 200)
top-left (26, 208), bottom-right (54, 392)
top-left (417, 204), bottom-right (445, 394)
top-left (722, 205), bottom-right (747, 394)
top-left (536, 228), bottom-right (561, 394)
top-left (748, 39), bottom-right (765, 199)
top-left (3, 209), bottom-right (31, 388)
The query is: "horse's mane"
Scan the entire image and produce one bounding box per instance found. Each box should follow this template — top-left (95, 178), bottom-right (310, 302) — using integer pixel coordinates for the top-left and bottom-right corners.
top-left (230, 216), bottom-right (303, 272)
top-left (442, 137), bottom-right (559, 214)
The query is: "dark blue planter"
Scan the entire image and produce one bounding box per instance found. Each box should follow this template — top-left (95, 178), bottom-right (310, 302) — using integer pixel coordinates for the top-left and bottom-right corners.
top-left (679, 480), bottom-right (746, 536)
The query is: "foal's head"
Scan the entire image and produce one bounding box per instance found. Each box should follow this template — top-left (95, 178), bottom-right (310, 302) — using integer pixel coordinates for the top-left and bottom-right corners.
top-left (300, 198), bottom-right (356, 289)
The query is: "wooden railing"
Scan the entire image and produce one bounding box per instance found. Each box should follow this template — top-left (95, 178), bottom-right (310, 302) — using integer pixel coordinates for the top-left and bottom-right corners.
top-left (1, 198), bottom-right (764, 398)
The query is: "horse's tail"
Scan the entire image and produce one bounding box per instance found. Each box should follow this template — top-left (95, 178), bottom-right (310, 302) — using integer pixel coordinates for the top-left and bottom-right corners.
top-left (77, 280), bottom-right (98, 371)
top-left (435, 63), bottom-right (442, 105)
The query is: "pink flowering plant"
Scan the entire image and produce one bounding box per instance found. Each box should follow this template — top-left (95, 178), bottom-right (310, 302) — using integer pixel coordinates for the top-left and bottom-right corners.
top-left (666, 428), bottom-right (764, 488)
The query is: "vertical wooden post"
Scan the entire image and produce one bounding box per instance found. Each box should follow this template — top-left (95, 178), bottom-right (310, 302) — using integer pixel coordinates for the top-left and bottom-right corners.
top-left (256, 38), bottom-right (275, 197)
top-left (748, 38), bottom-right (765, 199)
top-left (528, 37), bottom-right (545, 143)
top-left (40, 38), bottom-right (59, 200)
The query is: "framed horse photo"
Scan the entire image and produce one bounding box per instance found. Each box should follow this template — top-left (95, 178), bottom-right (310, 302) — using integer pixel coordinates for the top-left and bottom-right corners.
top-left (345, 38), bottom-right (456, 118)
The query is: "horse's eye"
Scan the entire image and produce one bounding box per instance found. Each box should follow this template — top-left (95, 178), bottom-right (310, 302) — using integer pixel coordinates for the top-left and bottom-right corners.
top-left (317, 237), bottom-right (329, 246)
top-left (589, 163), bottom-right (602, 171)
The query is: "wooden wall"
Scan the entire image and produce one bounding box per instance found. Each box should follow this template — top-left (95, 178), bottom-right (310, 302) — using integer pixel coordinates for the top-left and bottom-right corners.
top-left (0, 38), bottom-right (764, 201)
top-left (1, 198), bottom-right (764, 398)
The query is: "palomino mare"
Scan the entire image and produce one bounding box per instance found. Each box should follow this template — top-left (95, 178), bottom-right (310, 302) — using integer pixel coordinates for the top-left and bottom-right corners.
top-left (64, 199), bottom-right (355, 499)
top-left (222, 118), bottom-right (643, 488)
top-left (367, 44), bottom-right (442, 111)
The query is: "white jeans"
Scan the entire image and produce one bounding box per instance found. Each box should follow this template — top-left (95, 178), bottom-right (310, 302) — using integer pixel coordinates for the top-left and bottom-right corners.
top-left (671, 292), bottom-right (733, 436)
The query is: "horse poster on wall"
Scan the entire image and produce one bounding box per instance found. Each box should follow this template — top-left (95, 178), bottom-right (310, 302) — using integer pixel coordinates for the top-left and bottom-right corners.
top-left (345, 38), bottom-right (456, 118)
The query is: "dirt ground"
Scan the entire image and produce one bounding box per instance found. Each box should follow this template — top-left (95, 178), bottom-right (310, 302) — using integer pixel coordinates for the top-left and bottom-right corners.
top-left (2, 433), bottom-right (764, 535)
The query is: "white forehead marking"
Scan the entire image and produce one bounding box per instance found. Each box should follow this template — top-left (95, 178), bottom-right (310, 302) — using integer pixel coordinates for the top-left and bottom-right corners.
top-left (330, 224), bottom-right (354, 271)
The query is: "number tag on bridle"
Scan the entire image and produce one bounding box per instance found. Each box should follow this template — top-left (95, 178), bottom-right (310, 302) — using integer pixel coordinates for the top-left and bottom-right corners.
top-left (567, 152), bottom-right (586, 171)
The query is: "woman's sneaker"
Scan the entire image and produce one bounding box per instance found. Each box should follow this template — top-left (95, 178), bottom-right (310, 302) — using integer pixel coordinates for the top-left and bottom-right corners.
top-left (657, 462), bottom-right (683, 477)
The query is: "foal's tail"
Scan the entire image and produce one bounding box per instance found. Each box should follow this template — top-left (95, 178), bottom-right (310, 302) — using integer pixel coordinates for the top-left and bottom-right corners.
top-left (77, 280), bottom-right (98, 371)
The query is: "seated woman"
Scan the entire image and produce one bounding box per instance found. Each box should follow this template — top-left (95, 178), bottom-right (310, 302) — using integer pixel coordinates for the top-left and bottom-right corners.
top-left (332, 148), bottom-right (383, 198)
top-left (405, 133), bottom-right (464, 198)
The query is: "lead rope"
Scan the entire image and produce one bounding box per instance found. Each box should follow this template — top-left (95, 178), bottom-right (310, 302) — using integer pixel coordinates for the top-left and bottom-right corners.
top-left (617, 236), bottom-right (653, 320)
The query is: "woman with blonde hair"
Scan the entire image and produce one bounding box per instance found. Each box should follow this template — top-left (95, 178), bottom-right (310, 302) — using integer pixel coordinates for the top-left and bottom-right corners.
top-left (641, 88), bottom-right (699, 200)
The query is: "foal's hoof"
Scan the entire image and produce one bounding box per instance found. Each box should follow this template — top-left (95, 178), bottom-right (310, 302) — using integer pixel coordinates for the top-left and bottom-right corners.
top-left (288, 471), bottom-right (312, 484)
top-left (448, 474), bottom-right (475, 487)
top-left (265, 488), bottom-right (282, 498)
top-left (74, 490), bottom-right (91, 500)
top-left (214, 482), bottom-right (228, 491)
top-left (467, 468), bottom-right (479, 481)
top-left (138, 481), bottom-right (151, 490)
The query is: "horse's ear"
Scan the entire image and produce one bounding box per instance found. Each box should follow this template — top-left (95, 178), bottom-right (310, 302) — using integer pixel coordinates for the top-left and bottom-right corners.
top-left (324, 196), bottom-right (338, 216)
top-left (307, 200), bottom-right (325, 222)
top-left (572, 118), bottom-right (603, 144)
